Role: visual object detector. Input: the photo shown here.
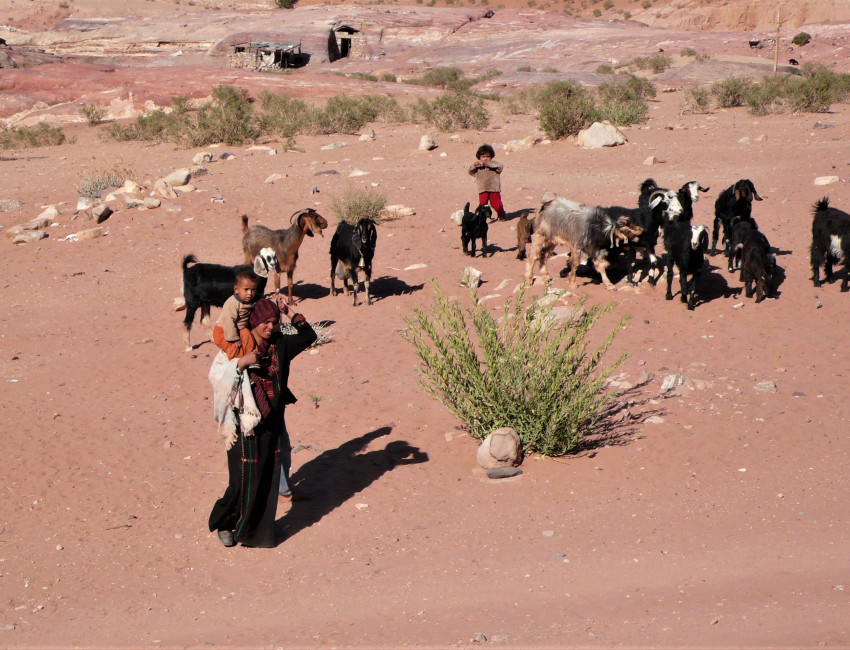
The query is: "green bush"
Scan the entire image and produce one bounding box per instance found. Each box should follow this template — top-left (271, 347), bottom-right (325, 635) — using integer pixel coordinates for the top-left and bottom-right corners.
top-left (308, 95), bottom-right (377, 134)
top-left (534, 80), bottom-right (599, 139)
top-left (598, 98), bottom-right (648, 125)
top-left (500, 88), bottom-right (536, 115)
top-left (258, 92), bottom-right (312, 138)
top-left (711, 75), bottom-right (753, 108)
top-left (347, 72), bottom-right (379, 82)
top-left (79, 104), bottom-right (107, 126)
top-left (517, 65), bottom-right (534, 72)
top-left (381, 71), bottom-right (398, 82)
top-left (331, 185), bottom-right (387, 224)
top-left (275, 0), bottom-right (295, 7)
top-left (791, 32), bottom-right (811, 46)
top-left (413, 92), bottom-right (490, 131)
top-left (187, 84), bottom-right (259, 146)
top-left (629, 53), bottom-right (672, 73)
top-left (595, 64), bottom-right (614, 74)
top-left (404, 282), bottom-right (629, 456)
top-left (0, 122), bottom-right (67, 149)
top-left (681, 86), bottom-right (713, 114)
top-left (598, 73), bottom-right (656, 102)
top-left (680, 46), bottom-right (698, 57)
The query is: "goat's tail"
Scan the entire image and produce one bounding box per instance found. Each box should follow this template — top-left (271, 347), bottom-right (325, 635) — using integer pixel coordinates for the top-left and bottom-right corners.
top-left (813, 196), bottom-right (830, 215)
top-left (640, 178), bottom-right (658, 195)
top-left (240, 214), bottom-right (250, 233)
top-left (182, 254), bottom-right (199, 272)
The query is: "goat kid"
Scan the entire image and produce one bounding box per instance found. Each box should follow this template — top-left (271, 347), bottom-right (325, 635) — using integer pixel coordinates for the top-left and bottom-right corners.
top-left (516, 212), bottom-right (534, 260)
top-left (739, 229), bottom-right (775, 303)
top-left (241, 208), bottom-right (328, 305)
top-left (725, 219), bottom-right (756, 273)
top-left (810, 196), bottom-right (850, 291)
top-left (461, 202), bottom-right (491, 257)
top-left (181, 248), bottom-right (279, 351)
top-left (330, 218), bottom-right (378, 306)
top-left (663, 222), bottom-right (709, 310)
top-left (712, 179), bottom-right (762, 255)
top-left (525, 195), bottom-right (643, 290)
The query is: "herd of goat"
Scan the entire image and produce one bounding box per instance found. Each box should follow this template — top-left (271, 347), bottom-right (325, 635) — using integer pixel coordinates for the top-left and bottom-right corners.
top-left (179, 177), bottom-right (850, 349)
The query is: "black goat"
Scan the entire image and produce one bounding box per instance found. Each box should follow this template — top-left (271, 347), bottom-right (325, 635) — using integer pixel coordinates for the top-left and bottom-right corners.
top-left (712, 179), bottom-right (762, 255)
top-left (739, 229), bottom-right (775, 302)
top-left (810, 197), bottom-right (850, 291)
top-left (461, 202), bottom-right (491, 257)
top-left (180, 247), bottom-right (279, 351)
top-left (725, 219), bottom-right (757, 273)
top-left (330, 218), bottom-right (378, 306)
top-left (663, 222), bottom-right (709, 310)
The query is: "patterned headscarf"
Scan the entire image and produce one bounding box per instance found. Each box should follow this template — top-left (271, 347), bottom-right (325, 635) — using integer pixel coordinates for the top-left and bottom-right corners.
top-left (249, 298), bottom-right (280, 330)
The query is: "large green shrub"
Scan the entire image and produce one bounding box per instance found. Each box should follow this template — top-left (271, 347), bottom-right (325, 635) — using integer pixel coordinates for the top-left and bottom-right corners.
top-left (534, 80), bottom-right (599, 139)
top-left (596, 74), bottom-right (653, 125)
top-left (187, 85), bottom-right (259, 146)
top-left (0, 122), bottom-right (67, 149)
top-left (258, 92), bottom-right (311, 138)
top-left (405, 282), bottom-right (629, 456)
top-left (331, 185), bottom-right (388, 224)
top-left (413, 92), bottom-right (490, 131)
top-left (711, 76), bottom-right (753, 108)
top-left (791, 32), bottom-right (811, 46)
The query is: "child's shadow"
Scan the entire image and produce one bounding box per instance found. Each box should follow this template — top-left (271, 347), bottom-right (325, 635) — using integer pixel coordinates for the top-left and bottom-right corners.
top-left (276, 427), bottom-right (428, 541)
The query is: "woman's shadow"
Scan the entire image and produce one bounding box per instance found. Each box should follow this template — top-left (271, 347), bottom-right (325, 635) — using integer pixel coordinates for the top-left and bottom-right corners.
top-left (275, 426), bottom-right (428, 541)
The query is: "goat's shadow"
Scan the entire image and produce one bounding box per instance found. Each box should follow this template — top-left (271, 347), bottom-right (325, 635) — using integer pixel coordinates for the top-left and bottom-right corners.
top-left (276, 427), bottom-right (428, 541)
top-left (503, 207), bottom-right (535, 223)
top-left (370, 276), bottom-right (425, 300)
top-left (288, 281), bottom-right (332, 302)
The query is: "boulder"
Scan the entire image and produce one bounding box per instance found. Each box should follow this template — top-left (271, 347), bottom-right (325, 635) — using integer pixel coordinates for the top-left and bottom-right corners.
top-left (505, 133), bottom-right (543, 152)
top-left (450, 209), bottom-right (464, 226)
top-left (12, 230), bottom-right (48, 244)
top-left (4, 216), bottom-right (51, 238)
top-left (477, 427), bottom-right (523, 470)
top-left (461, 266), bottom-right (482, 288)
top-left (359, 129), bottom-right (376, 141)
top-left (0, 199), bottom-right (24, 212)
top-left (37, 206), bottom-right (60, 221)
top-left (192, 151), bottom-right (213, 164)
top-left (66, 227), bottom-right (105, 242)
top-left (419, 134), bottom-right (437, 151)
top-left (122, 179), bottom-right (144, 194)
top-left (577, 122), bottom-right (627, 148)
top-left (153, 179), bottom-right (178, 199)
top-left (143, 197), bottom-right (161, 209)
top-left (814, 175), bottom-right (840, 186)
top-left (162, 168), bottom-right (192, 187)
top-left (76, 196), bottom-right (96, 211)
top-left (91, 204), bottom-right (113, 223)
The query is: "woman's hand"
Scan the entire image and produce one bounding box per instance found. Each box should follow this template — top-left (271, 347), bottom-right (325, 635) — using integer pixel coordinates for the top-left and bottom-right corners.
top-left (237, 350), bottom-right (261, 370)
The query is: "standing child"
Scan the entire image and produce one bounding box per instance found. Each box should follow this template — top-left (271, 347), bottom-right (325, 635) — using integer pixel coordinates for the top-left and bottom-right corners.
top-left (468, 143), bottom-right (506, 220)
top-left (212, 268), bottom-right (289, 360)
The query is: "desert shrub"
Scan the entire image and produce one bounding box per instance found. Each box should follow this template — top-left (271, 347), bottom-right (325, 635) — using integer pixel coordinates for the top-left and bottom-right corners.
top-left (539, 66), bottom-right (559, 74)
top-left (362, 94), bottom-right (408, 122)
top-left (598, 98), bottom-right (648, 125)
top-left (641, 0), bottom-right (650, 6)
top-left (534, 80), bottom-right (599, 139)
top-left (275, 0), bottom-right (295, 7)
top-left (76, 167), bottom-right (127, 198)
top-left (593, 8), bottom-right (601, 16)
top-left (412, 92), bottom-right (490, 131)
top-left (501, 88), bottom-right (536, 115)
top-left (711, 75), bottom-right (753, 108)
top-left (681, 86), bottom-right (713, 113)
top-left (331, 184), bottom-right (387, 224)
top-left (623, 10), bottom-right (631, 19)
top-left (186, 85), bottom-right (259, 146)
top-left (680, 46), bottom-right (698, 57)
top-left (307, 95), bottom-right (375, 134)
top-left (347, 72), bottom-right (379, 82)
top-left (404, 282), bottom-right (629, 456)
top-left (602, 0), bottom-right (612, 8)
top-left (405, 66), bottom-right (468, 89)
top-left (0, 123), bottom-right (67, 149)
top-left (629, 53), bottom-right (672, 73)
top-left (79, 104), bottom-right (107, 126)
top-left (744, 76), bottom-right (787, 115)
top-left (783, 72), bottom-right (836, 114)
top-left (598, 73), bottom-right (655, 102)
top-left (791, 32), bottom-right (811, 46)
top-left (258, 92), bottom-right (312, 137)
top-left (517, 65), bottom-right (534, 72)
top-left (381, 71), bottom-right (397, 82)
top-left (595, 63), bottom-right (614, 74)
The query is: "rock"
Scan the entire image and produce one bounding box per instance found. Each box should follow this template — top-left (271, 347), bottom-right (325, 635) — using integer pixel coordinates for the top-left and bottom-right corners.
top-left (643, 155), bottom-right (659, 165)
top-left (320, 141), bottom-right (348, 150)
top-left (813, 122), bottom-right (834, 130)
top-left (540, 306), bottom-right (587, 328)
top-left (12, 230), bottom-right (48, 244)
top-left (449, 209), bottom-right (464, 226)
top-left (577, 122), bottom-right (627, 148)
top-left (359, 129), bottom-right (376, 141)
top-left (175, 184), bottom-right (195, 193)
top-left (173, 296), bottom-right (186, 311)
top-left (644, 415), bottom-right (665, 424)
top-left (122, 179), bottom-right (144, 194)
top-left (66, 227), bottom-right (105, 242)
top-left (5, 216), bottom-right (51, 238)
top-left (0, 50), bottom-right (18, 69)
top-left (419, 134), bottom-right (437, 151)
top-left (153, 179), bottom-right (178, 199)
top-left (162, 168), bottom-right (191, 187)
top-left (0, 199), bottom-right (24, 212)
top-left (660, 373), bottom-right (686, 392)
top-left (91, 204), bottom-right (113, 223)
top-left (504, 133), bottom-right (543, 152)
top-left (814, 175), bottom-right (840, 186)
top-left (37, 206), bottom-right (60, 221)
top-left (486, 467), bottom-right (523, 479)
top-left (738, 136), bottom-right (751, 144)
top-left (219, 152), bottom-right (235, 160)
top-left (477, 427), bottom-right (523, 470)
top-left (461, 266), bottom-right (482, 288)
top-left (76, 196), bottom-right (96, 211)
top-left (143, 197), bottom-right (161, 209)
top-left (265, 173), bottom-right (286, 184)
top-left (349, 168), bottom-right (370, 177)
top-left (754, 380), bottom-right (777, 393)
top-left (192, 151), bottom-right (213, 164)
top-left (315, 170), bottom-right (339, 176)
top-left (404, 263), bottom-right (427, 271)
top-left (381, 204), bottom-right (416, 218)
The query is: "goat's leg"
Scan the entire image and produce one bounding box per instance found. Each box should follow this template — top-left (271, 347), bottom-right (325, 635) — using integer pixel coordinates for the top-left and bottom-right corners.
top-left (625, 248), bottom-right (638, 286)
top-left (286, 270), bottom-right (295, 306)
top-left (842, 264), bottom-right (850, 292)
top-left (364, 269), bottom-right (372, 305)
top-left (201, 305), bottom-right (212, 333)
top-left (686, 271), bottom-right (698, 310)
top-left (592, 256), bottom-right (616, 291)
top-left (330, 257), bottom-right (338, 297)
top-left (350, 268), bottom-right (359, 306)
top-left (743, 269), bottom-right (754, 298)
top-left (825, 258), bottom-right (835, 284)
top-left (711, 217), bottom-right (721, 254)
top-left (481, 232), bottom-right (489, 257)
top-left (665, 259), bottom-right (675, 301)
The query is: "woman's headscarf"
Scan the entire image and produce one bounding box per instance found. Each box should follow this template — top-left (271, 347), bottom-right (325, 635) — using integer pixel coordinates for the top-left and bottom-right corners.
top-left (249, 298), bottom-right (280, 329)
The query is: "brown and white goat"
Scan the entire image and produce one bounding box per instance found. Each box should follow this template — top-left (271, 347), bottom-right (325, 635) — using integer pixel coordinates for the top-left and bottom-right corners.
top-left (241, 208), bottom-right (329, 305)
top-left (516, 213), bottom-right (534, 260)
top-left (525, 194), bottom-right (643, 290)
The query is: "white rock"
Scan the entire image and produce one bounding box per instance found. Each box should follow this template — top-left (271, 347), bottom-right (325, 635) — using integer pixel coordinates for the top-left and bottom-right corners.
top-left (162, 169), bottom-right (192, 187)
top-left (192, 152), bottom-right (213, 164)
top-left (754, 380), bottom-right (777, 393)
top-left (505, 133), bottom-right (543, 152)
top-left (404, 263), bottom-right (427, 271)
top-left (461, 266), bottom-right (482, 288)
top-left (122, 179), bottom-right (144, 194)
top-left (577, 122), bottom-right (627, 148)
top-left (320, 141), bottom-right (348, 150)
top-left (477, 427), bottom-right (522, 469)
top-left (349, 168), bottom-right (369, 177)
top-left (814, 175), bottom-right (840, 186)
top-left (37, 206), bottom-right (59, 220)
top-left (419, 134), bottom-right (437, 151)
top-left (359, 129), bottom-right (376, 141)
top-left (12, 230), bottom-right (48, 244)
top-left (265, 173), bottom-right (286, 184)
top-left (77, 196), bottom-right (96, 211)
top-left (643, 155), bottom-right (659, 165)
top-left (449, 209), bottom-right (464, 226)
top-left (660, 373), bottom-right (686, 392)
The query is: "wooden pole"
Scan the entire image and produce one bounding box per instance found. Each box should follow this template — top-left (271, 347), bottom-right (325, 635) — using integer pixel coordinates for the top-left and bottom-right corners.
top-left (773, 4), bottom-right (781, 76)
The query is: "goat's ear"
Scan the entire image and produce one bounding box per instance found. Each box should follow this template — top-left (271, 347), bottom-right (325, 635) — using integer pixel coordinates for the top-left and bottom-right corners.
top-left (699, 185), bottom-right (710, 192)
top-left (254, 256), bottom-right (267, 274)
top-left (750, 182), bottom-right (763, 201)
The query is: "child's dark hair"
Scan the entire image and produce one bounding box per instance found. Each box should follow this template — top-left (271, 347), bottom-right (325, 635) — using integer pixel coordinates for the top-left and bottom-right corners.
top-left (476, 144), bottom-right (495, 159)
top-left (234, 268), bottom-right (259, 285)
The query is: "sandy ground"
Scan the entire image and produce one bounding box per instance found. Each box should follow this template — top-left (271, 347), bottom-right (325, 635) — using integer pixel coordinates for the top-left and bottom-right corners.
top-left (2, 2), bottom-right (850, 648)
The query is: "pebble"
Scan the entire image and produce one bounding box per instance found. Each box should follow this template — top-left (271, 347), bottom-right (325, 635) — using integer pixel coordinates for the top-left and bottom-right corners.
top-left (55, 544), bottom-right (63, 550)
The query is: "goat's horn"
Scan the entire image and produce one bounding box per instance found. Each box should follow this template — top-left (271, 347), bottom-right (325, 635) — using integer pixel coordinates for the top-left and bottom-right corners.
top-left (699, 185), bottom-right (710, 192)
top-left (290, 208), bottom-right (314, 225)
